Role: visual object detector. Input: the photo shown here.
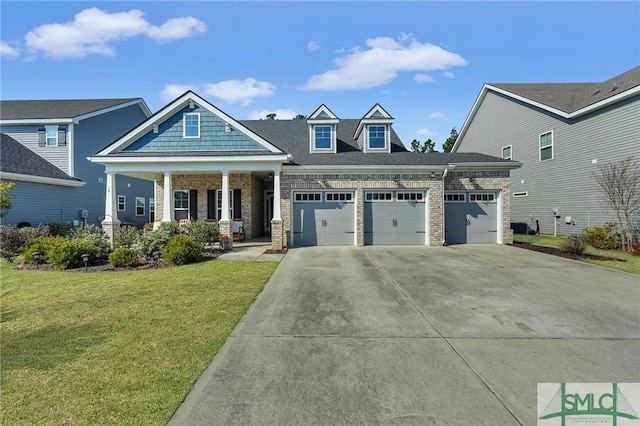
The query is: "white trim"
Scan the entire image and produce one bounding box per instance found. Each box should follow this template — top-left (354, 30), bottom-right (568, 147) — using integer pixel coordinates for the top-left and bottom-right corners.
top-left (497, 190), bottom-right (503, 244)
top-left (89, 154), bottom-right (290, 165)
top-left (0, 118), bottom-right (74, 125)
top-left (310, 124), bottom-right (336, 153)
top-left (444, 193), bottom-right (466, 203)
top-left (283, 165), bottom-right (450, 174)
top-left (502, 144), bottom-right (512, 160)
top-left (353, 103), bottom-right (394, 140)
top-left (67, 124), bottom-right (75, 177)
top-left (452, 83), bottom-right (640, 152)
top-left (117, 195), bottom-right (126, 211)
top-left (0, 171), bottom-right (85, 187)
top-left (135, 196), bottom-right (145, 216)
top-left (95, 91), bottom-right (284, 156)
top-left (183, 112), bottom-right (201, 138)
top-left (74, 99), bottom-right (152, 123)
top-left (45, 125), bottom-right (58, 147)
top-left (539, 130), bottom-right (554, 161)
top-left (307, 104), bottom-right (339, 122)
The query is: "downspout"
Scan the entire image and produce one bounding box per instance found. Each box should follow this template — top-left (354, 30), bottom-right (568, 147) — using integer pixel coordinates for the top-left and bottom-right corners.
top-left (441, 168), bottom-right (448, 246)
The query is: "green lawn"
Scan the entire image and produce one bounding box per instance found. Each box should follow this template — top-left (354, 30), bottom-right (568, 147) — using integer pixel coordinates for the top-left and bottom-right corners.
top-left (513, 234), bottom-right (640, 275)
top-left (0, 259), bottom-right (278, 425)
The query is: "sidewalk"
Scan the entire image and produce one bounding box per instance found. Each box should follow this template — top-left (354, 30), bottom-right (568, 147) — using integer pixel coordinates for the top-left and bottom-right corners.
top-left (216, 237), bottom-right (287, 262)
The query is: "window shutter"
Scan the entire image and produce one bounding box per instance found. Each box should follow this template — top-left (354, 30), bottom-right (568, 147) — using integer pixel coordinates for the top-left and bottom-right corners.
top-left (38, 129), bottom-right (46, 147)
top-left (58, 127), bottom-right (67, 146)
top-left (189, 189), bottom-right (198, 220)
top-left (233, 189), bottom-right (242, 219)
top-left (207, 190), bottom-right (216, 220)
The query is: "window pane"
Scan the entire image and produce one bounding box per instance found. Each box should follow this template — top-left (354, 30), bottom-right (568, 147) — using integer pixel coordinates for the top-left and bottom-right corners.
top-left (46, 126), bottom-right (57, 146)
top-left (174, 190), bottom-right (189, 209)
top-left (502, 146), bottom-right (511, 159)
top-left (368, 126), bottom-right (386, 149)
top-left (314, 126), bottom-right (331, 149)
top-left (540, 146), bottom-right (553, 160)
top-left (184, 114), bottom-right (199, 137)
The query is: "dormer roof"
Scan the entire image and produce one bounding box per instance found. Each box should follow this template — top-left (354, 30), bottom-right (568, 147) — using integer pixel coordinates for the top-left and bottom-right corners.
top-left (353, 103), bottom-right (394, 139)
top-left (307, 104), bottom-right (339, 124)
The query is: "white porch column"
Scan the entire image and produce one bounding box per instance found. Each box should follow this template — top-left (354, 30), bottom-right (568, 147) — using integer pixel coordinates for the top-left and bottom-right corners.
top-left (221, 171), bottom-right (230, 221)
top-left (104, 172), bottom-right (119, 224)
top-left (272, 170), bottom-right (282, 221)
top-left (102, 172), bottom-right (120, 248)
top-left (162, 171), bottom-right (173, 222)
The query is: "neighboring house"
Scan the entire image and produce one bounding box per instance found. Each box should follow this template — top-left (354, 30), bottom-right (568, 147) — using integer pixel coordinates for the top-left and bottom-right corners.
top-left (452, 67), bottom-right (640, 236)
top-left (90, 91), bottom-right (519, 249)
top-left (0, 99), bottom-right (154, 227)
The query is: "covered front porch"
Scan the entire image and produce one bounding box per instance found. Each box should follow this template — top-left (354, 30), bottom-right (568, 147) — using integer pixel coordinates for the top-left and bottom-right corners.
top-left (100, 162), bottom-right (286, 250)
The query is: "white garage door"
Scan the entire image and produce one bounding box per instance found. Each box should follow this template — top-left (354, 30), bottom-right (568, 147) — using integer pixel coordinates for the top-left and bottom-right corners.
top-left (292, 192), bottom-right (355, 246)
top-left (364, 191), bottom-right (426, 245)
top-left (444, 192), bottom-right (498, 244)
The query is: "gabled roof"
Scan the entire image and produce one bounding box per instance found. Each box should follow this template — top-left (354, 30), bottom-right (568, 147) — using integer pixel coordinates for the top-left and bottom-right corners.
top-left (0, 133), bottom-right (84, 187)
top-left (0, 98), bottom-right (151, 123)
top-left (96, 91), bottom-right (285, 157)
top-left (307, 104), bottom-right (339, 122)
top-left (242, 119), bottom-right (517, 168)
top-left (354, 103), bottom-right (394, 140)
top-left (453, 66), bottom-right (640, 151)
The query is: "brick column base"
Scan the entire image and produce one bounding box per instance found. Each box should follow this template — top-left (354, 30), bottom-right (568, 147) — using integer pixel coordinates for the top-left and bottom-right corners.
top-left (101, 220), bottom-right (121, 249)
top-left (218, 220), bottom-right (233, 249)
top-left (270, 219), bottom-right (283, 250)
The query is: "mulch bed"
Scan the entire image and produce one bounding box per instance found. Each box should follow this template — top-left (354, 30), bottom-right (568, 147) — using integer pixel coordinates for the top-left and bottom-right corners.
top-left (510, 241), bottom-right (625, 262)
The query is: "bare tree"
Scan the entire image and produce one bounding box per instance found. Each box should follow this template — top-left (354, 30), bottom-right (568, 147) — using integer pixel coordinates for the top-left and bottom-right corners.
top-left (592, 156), bottom-right (640, 251)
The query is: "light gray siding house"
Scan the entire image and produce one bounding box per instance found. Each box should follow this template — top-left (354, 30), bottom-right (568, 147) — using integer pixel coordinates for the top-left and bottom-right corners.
top-left (90, 91), bottom-right (520, 249)
top-left (0, 99), bottom-right (154, 227)
top-left (452, 67), bottom-right (640, 236)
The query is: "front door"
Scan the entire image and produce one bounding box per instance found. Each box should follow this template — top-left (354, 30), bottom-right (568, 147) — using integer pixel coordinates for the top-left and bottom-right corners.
top-left (264, 191), bottom-right (274, 233)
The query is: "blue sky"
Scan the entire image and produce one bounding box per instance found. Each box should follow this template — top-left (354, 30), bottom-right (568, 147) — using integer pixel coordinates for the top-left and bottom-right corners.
top-left (1, 1), bottom-right (638, 150)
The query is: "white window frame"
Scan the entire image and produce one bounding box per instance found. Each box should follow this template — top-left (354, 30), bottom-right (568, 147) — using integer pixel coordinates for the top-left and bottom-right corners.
top-left (539, 131), bottom-right (553, 161)
top-left (174, 190), bottom-right (189, 214)
top-left (326, 192), bottom-right (353, 202)
top-left (45, 125), bottom-right (58, 146)
top-left (312, 125), bottom-right (333, 152)
top-left (502, 145), bottom-right (512, 160)
top-left (135, 197), bottom-right (145, 216)
top-left (470, 193), bottom-right (496, 203)
top-left (294, 192), bottom-right (322, 203)
top-left (444, 193), bottom-right (466, 203)
top-left (183, 113), bottom-right (201, 138)
top-left (365, 192), bottom-right (393, 202)
top-left (149, 198), bottom-right (155, 222)
top-left (216, 190), bottom-right (235, 219)
top-left (366, 125), bottom-right (388, 151)
top-left (117, 195), bottom-right (126, 211)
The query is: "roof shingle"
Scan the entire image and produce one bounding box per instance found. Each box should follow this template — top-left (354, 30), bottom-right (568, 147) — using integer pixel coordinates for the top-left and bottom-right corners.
top-left (0, 98), bottom-right (141, 120)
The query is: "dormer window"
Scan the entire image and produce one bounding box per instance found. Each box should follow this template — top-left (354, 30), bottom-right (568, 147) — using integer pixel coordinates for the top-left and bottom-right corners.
top-left (307, 104), bottom-right (339, 153)
top-left (367, 125), bottom-right (387, 150)
top-left (184, 113), bottom-right (200, 138)
top-left (314, 126), bottom-right (332, 150)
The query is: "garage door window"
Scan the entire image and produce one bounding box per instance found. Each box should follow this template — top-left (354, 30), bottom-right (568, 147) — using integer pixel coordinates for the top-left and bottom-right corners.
top-left (366, 192), bottom-right (392, 201)
top-left (444, 193), bottom-right (466, 202)
top-left (326, 193), bottom-right (353, 202)
top-left (470, 193), bottom-right (496, 203)
top-left (397, 192), bottom-right (424, 201)
top-left (295, 192), bottom-right (322, 202)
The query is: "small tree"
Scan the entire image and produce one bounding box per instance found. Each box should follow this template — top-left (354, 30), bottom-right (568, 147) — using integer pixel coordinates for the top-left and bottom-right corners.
top-left (0, 182), bottom-right (15, 219)
top-left (592, 156), bottom-right (640, 251)
top-left (442, 127), bottom-right (459, 152)
top-left (294, 114), bottom-right (306, 120)
top-left (265, 113), bottom-right (277, 120)
top-left (410, 139), bottom-right (436, 153)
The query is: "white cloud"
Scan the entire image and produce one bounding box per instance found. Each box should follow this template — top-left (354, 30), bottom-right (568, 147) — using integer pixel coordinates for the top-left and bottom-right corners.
top-left (307, 40), bottom-right (320, 51)
top-left (428, 112), bottom-right (447, 120)
top-left (414, 73), bottom-right (434, 84)
top-left (0, 41), bottom-right (20, 59)
top-left (441, 70), bottom-right (455, 79)
top-left (202, 78), bottom-right (276, 106)
top-left (417, 128), bottom-right (437, 137)
top-left (247, 109), bottom-right (299, 120)
top-left (304, 35), bottom-right (468, 91)
top-left (24, 7), bottom-right (206, 59)
top-left (160, 84), bottom-right (197, 102)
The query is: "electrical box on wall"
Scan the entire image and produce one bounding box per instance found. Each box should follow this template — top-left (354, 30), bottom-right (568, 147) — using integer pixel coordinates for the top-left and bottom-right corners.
top-left (553, 208), bottom-right (562, 218)
top-left (80, 209), bottom-right (89, 218)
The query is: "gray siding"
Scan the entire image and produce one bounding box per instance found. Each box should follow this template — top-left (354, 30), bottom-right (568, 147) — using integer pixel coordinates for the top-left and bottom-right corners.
top-left (456, 92), bottom-right (640, 236)
top-left (1, 125), bottom-right (70, 173)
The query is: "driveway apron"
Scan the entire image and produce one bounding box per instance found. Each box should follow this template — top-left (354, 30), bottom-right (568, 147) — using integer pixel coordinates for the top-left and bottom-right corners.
top-left (169, 245), bottom-right (640, 425)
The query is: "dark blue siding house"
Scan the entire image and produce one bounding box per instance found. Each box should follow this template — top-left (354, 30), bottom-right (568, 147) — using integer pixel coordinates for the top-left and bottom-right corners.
top-left (0, 99), bottom-right (154, 228)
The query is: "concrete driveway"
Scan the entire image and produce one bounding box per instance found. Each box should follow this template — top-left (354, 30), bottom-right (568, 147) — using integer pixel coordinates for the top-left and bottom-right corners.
top-left (169, 245), bottom-right (639, 425)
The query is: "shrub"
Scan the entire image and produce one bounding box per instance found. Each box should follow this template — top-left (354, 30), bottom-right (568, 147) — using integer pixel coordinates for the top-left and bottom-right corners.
top-left (0, 226), bottom-right (22, 260)
top-left (21, 236), bottom-right (67, 264)
top-left (138, 222), bottom-right (181, 260)
top-left (48, 239), bottom-right (94, 270)
top-left (70, 225), bottom-right (111, 260)
top-left (115, 225), bottom-right (141, 248)
top-left (186, 221), bottom-right (219, 247)
top-left (108, 247), bottom-right (140, 267)
top-left (561, 235), bottom-right (588, 255)
top-left (161, 234), bottom-right (202, 265)
top-left (582, 223), bottom-right (621, 250)
top-left (48, 223), bottom-right (73, 237)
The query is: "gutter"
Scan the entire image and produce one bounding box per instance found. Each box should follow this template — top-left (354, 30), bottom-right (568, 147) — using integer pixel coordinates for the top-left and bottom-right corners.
top-left (441, 168), bottom-right (449, 246)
